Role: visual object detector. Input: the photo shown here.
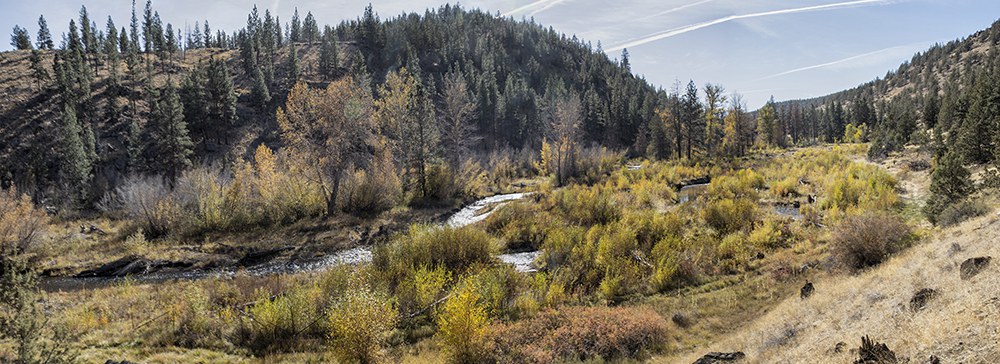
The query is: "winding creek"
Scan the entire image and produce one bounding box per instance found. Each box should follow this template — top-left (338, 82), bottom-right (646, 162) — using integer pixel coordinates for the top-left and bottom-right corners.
top-left (42, 192), bottom-right (537, 291)
top-left (43, 182), bottom-right (807, 291)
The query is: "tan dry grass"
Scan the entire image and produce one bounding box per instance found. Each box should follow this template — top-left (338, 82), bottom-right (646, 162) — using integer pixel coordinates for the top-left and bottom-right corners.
top-left (664, 211), bottom-right (1000, 363)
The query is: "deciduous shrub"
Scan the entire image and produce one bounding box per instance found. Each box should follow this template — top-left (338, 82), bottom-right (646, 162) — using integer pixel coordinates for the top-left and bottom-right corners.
top-left (550, 186), bottom-right (620, 225)
top-left (488, 306), bottom-right (668, 363)
top-left (436, 285), bottom-right (492, 363)
top-left (340, 164), bottom-right (401, 216)
top-left (238, 285), bottom-right (324, 354)
top-left (703, 198), bottom-right (758, 235)
top-left (327, 285), bottom-right (398, 364)
top-left (0, 187), bottom-right (47, 254)
top-left (831, 212), bottom-right (913, 271)
top-left (771, 176), bottom-right (799, 198)
top-left (483, 202), bottom-right (552, 252)
top-left (374, 225), bottom-right (496, 288)
top-left (113, 146), bottom-right (328, 237)
top-left (159, 283), bottom-right (226, 348)
top-left (708, 169), bottom-right (764, 201)
top-left (821, 164), bottom-right (898, 212)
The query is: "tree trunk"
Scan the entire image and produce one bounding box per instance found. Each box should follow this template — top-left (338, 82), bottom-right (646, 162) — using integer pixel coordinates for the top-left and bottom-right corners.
top-left (325, 173), bottom-right (341, 215)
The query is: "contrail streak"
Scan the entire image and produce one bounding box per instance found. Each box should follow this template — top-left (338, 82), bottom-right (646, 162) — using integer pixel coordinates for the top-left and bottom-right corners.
top-left (502, 0), bottom-right (561, 17)
top-left (528, 0), bottom-right (569, 16)
top-left (608, 0), bottom-right (894, 52)
top-left (759, 42), bottom-right (928, 80)
top-left (638, 0), bottom-right (715, 21)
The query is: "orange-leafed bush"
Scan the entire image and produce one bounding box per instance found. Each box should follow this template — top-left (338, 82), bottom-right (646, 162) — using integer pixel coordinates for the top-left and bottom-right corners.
top-left (488, 306), bottom-right (668, 363)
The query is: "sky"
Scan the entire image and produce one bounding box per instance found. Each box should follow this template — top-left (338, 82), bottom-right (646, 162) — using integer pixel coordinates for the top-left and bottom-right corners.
top-left (3, 0), bottom-right (1000, 107)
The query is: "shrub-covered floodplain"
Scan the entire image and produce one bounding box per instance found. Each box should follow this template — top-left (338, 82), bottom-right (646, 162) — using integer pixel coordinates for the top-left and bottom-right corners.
top-left (6, 145), bottom-right (914, 363)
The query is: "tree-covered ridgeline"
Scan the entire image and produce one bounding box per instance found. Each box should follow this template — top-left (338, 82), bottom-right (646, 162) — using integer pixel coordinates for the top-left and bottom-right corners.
top-left (7, 1), bottom-right (976, 212)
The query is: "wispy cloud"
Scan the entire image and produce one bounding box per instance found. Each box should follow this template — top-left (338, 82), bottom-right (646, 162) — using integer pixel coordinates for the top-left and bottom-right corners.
top-left (758, 41), bottom-right (929, 80)
top-left (608, 0), bottom-right (896, 52)
top-left (638, 0), bottom-right (714, 22)
top-left (502, 0), bottom-right (567, 17)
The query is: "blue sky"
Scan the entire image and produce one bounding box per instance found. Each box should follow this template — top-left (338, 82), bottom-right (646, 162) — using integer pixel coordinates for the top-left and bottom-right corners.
top-left (3, 0), bottom-right (1000, 107)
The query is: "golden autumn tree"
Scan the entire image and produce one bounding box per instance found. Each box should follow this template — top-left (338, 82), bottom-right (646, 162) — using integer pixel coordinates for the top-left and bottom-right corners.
top-left (373, 68), bottom-right (416, 193)
top-left (722, 93), bottom-right (748, 157)
top-left (277, 78), bottom-right (376, 215)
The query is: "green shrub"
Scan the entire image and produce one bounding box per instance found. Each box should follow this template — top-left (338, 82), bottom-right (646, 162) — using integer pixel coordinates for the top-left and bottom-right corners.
top-left (649, 235), bottom-right (689, 292)
top-left (394, 264), bottom-right (452, 317)
top-left (831, 212), bottom-right (913, 271)
top-left (702, 199), bottom-right (757, 235)
top-left (488, 306), bottom-right (668, 363)
top-left (821, 164), bottom-right (898, 212)
top-left (936, 199), bottom-right (991, 227)
top-left (0, 256), bottom-right (76, 364)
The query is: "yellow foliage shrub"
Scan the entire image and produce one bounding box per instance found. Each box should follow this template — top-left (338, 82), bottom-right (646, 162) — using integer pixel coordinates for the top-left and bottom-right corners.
top-left (437, 285), bottom-right (491, 363)
top-left (702, 198), bottom-right (758, 235)
top-left (327, 285), bottom-right (398, 364)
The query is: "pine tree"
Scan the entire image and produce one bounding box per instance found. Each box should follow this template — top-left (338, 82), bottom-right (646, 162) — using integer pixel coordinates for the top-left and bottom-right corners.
top-left (129, 1), bottom-right (140, 52)
top-left (36, 16), bottom-right (53, 50)
top-left (287, 45), bottom-right (300, 84)
top-left (203, 20), bottom-right (212, 48)
top-left (924, 148), bottom-right (974, 223)
top-left (205, 58), bottom-right (237, 143)
top-left (104, 17), bottom-right (121, 91)
top-left (180, 63), bottom-right (208, 146)
top-left (318, 28), bottom-right (339, 80)
top-left (681, 80), bottom-right (702, 158)
top-left (79, 6), bottom-right (96, 70)
top-left (126, 117), bottom-right (143, 174)
top-left (290, 8), bottom-right (301, 43)
top-left (59, 104), bottom-right (92, 202)
top-left (756, 98), bottom-right (779, 147)
top-left (251, 68), bottom-right (271, 109)
top-left (146, 81), bottom-right (193, 183)
top-left (703, 83), bottom-right (726, 157)
top-left (28, 50), bottom-right (48, 91)
top-left (142, 0), bottom-right (153, 53)
top-left (10, 26), bottom-right (32, 50)
top-left (302, 12), bottom-right (319, 43)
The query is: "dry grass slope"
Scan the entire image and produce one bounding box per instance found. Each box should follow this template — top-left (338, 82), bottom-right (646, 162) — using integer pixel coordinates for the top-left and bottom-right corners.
top-left (667, 209), bottom-right (1000, 363)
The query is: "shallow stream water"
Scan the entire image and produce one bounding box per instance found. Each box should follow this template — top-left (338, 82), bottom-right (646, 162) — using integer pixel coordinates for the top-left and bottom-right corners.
top-left (42, 192), bottom-right (536, 291)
